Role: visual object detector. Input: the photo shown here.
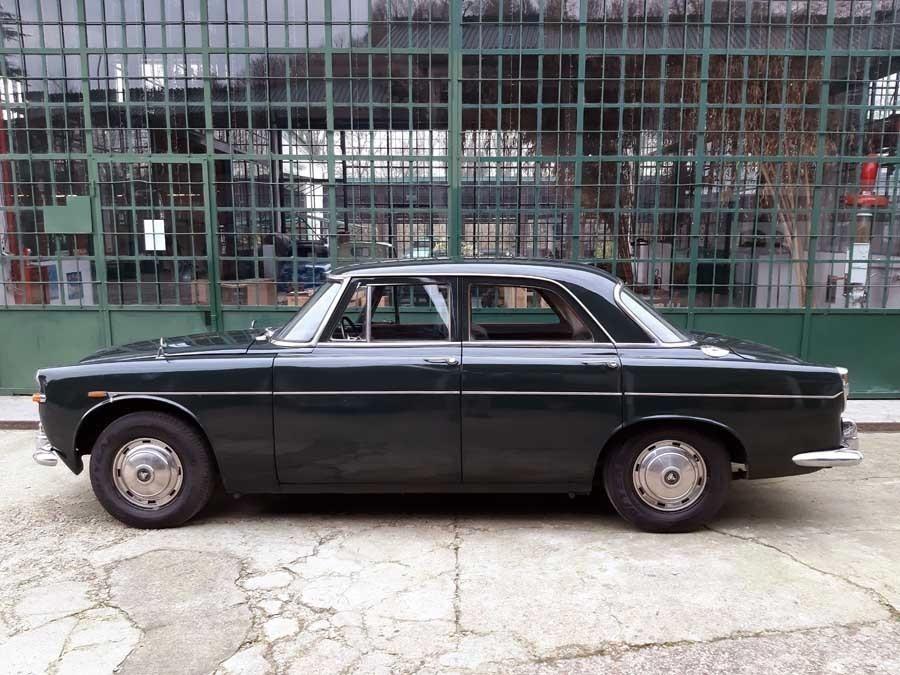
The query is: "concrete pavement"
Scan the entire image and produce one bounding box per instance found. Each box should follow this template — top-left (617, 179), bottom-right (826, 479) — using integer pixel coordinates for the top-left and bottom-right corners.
top-left (0, 429), bottom-right (898, 674)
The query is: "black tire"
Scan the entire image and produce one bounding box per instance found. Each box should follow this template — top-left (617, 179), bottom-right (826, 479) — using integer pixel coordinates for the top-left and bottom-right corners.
top-left (89, 411), bottom-right (216, 528)
top-left (602, 426), bottom-right (731, 533)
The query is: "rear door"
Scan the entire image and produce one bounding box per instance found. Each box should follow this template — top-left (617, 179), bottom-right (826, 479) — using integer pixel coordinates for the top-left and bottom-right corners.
top-left (274, 276), bottom-right (462, 485)
top-left (461, 277), bottom-right (622, 486)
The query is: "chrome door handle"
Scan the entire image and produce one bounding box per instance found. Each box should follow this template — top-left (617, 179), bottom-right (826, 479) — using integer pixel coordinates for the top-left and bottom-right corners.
top-left (582, 359), bottom-right (619, 369)
top-left (424, 356), bottom-right (459, 366)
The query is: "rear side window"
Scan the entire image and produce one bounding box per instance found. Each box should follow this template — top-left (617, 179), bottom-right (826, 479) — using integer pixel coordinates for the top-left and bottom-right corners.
top-left (468, 282), bottom-right (592, 342)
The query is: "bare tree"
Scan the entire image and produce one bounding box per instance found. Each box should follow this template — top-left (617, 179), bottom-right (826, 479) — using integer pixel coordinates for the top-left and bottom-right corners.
top-left (705, 54), bottom-right (836, 305)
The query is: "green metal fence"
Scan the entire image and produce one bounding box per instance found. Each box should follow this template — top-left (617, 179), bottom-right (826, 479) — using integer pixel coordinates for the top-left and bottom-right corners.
top-left (1, 0), bottom-right (900, 395)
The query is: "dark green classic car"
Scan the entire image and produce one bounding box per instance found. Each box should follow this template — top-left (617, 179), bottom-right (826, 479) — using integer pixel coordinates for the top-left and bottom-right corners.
top-left (32, 261), bottom-right (861, 532)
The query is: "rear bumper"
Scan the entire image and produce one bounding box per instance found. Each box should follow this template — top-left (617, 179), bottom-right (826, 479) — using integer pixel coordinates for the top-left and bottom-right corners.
top-left (792, 418), bottom-right (862, 468)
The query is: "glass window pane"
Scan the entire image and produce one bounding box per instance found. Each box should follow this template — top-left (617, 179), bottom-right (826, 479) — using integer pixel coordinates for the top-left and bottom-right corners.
top-left (277, 281), bottom-right (341, 342)
top-left (370, 283), bottom-right (451, 342)
top-left (469, 283), bottom-right (591, 342)
top-left (617, 286), bottom-right (687, 344)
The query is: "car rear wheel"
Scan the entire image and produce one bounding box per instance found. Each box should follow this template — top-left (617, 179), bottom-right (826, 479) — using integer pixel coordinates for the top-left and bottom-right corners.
top-left (89, 411), bottom-right (216, 528)
top-left (602, 427), bottom-right (730, 533)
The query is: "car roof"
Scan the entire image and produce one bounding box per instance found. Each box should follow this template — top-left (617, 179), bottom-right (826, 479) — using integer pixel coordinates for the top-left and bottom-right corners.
top-left (330, 258), bottom-right (622, 289)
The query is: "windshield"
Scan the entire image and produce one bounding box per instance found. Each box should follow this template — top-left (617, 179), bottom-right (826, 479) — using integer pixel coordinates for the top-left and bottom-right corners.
top-left (617, 285), bottom-right (688, 344)
top-left (275, 281), bottom-right (342, 342)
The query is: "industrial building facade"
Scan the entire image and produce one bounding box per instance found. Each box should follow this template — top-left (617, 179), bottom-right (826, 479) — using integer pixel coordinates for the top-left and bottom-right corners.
top-left (1, 0), bottom-right (899, 394)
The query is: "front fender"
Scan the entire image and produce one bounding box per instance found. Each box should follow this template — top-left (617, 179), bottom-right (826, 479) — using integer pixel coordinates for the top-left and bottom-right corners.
top-left (76, 394), bottom-right (205, 442)
top-left (73, 394), bottom-right (210, 458)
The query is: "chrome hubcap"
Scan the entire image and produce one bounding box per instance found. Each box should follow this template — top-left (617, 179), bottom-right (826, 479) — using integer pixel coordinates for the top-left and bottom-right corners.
top-left (112, 438), bottom-right (183, 510)
top-left (634, 440), bottom-right (707, 511)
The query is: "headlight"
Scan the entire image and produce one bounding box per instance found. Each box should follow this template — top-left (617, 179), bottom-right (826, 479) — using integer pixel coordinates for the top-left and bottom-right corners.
top-left (836, 366), bottom-right (849, 407)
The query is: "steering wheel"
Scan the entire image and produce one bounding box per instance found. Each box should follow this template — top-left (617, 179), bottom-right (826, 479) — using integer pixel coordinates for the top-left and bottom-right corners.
top-left (339, 315), bottom-right (360, 340)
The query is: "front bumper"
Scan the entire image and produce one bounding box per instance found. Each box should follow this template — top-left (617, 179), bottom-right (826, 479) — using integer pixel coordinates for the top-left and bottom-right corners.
top-left (32, 424), bottom-right (59, 467)
top-left (792, 418), bottom-right (863, 468)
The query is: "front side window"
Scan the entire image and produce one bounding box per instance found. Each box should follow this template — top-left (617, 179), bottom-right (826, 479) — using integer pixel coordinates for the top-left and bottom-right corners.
top-left (330, 282), bottom-right (452, 342)
top-left (275, 281), bottom-right (342, 343)
top-left (468, 282), bottom-right (593, 341)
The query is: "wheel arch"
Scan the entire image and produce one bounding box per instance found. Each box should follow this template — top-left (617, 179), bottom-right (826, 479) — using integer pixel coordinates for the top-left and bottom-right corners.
top-left (593, 415), bottom-right (749, 485)
top-left (74, 396), bottom-right (215, 466)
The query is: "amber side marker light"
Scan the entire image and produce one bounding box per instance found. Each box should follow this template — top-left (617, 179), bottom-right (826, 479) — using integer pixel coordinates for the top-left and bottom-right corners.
top-left (87, 391), bottom-right (108, 399)
top-left (32, 393), bottom-right (46, 403)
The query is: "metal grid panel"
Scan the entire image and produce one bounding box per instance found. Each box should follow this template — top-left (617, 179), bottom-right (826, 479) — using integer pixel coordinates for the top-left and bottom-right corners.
top-left (0, 0), bottom-right (898, 324)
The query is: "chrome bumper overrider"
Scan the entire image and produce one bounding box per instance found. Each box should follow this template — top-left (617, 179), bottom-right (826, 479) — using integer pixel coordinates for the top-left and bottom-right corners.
top-left (32, 425), bottom-right (59, 467)
top-left (792, 418), bottom-right (863, 468)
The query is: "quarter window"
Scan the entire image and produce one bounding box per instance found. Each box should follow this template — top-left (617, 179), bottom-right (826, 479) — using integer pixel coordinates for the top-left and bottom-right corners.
top-left (468, 283), bottom-right (592, 342)
top-left (330, 282), bottom-right (452, 342)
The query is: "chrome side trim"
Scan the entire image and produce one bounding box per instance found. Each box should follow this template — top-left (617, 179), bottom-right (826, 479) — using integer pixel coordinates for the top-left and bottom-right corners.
top-left (461, 340), bottom-right (615, 348)
top-left (279, 390), bottom-right (617, 396)
top-left (319, 340), bottom-right (616, 348)
top-left (319, 340), bottom-right (460, 348)
top-left (464, 390), bottom-right (620, 396)
top-left (102, 389), bottom-right (840, 399)
top-left (626, 391), bottom-right (843, 400)
top-left (792, 448), bottom-right (863, 468)
top-left (277, 390), bottom-right (458, 395)
top-left (836, 366), bottom-right (850, 409)
top-left (106, 391), bottom-right (270, 397)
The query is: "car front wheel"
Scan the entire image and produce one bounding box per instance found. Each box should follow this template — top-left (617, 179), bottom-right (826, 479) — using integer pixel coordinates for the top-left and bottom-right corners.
top-left (602, 427), bottom-right (731, 533)
top-left (89, 411), bottom-right (216, 528)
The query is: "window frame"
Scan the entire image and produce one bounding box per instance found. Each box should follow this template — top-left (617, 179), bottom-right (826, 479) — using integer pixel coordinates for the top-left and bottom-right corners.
top-left (273, 279), bottom-right (345, 344)
top-left (462, 276), bottom-right (606, 345)
top-left (322, 276), bottom-right (457, 345)
top-left (613, 283), bottom-right (690, 345)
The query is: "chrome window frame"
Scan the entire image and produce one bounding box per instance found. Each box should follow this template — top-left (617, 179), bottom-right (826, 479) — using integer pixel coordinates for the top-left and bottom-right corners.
top-left (613, 283), bottom-right (694, 348)
top-left (269, 276), bottom-right (351, 347)
top-left (325, 279), bottom-right (455, 345)
top-left (272, 270), bottom-right (623, 348)
top-left (465, 278), bottom-right (600, 345)
top-left (335, 272), bottom-right (616, 344)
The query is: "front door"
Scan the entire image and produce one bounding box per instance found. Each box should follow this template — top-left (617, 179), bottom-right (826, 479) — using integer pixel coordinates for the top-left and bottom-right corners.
top-left (461, 277), bottom-right (622, 486)
top-left (274, 277), bottom-right (462, 484)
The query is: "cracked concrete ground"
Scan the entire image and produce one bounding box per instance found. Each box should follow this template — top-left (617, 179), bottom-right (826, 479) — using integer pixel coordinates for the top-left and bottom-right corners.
top-left (0, 431), bottom-right (898, 674)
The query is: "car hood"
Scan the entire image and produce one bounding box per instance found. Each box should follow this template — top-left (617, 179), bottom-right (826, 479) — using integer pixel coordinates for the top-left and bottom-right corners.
top-left (80, 329), bottom-right (260, 364)
top-left (689, 331), bottom-right (806, 364)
